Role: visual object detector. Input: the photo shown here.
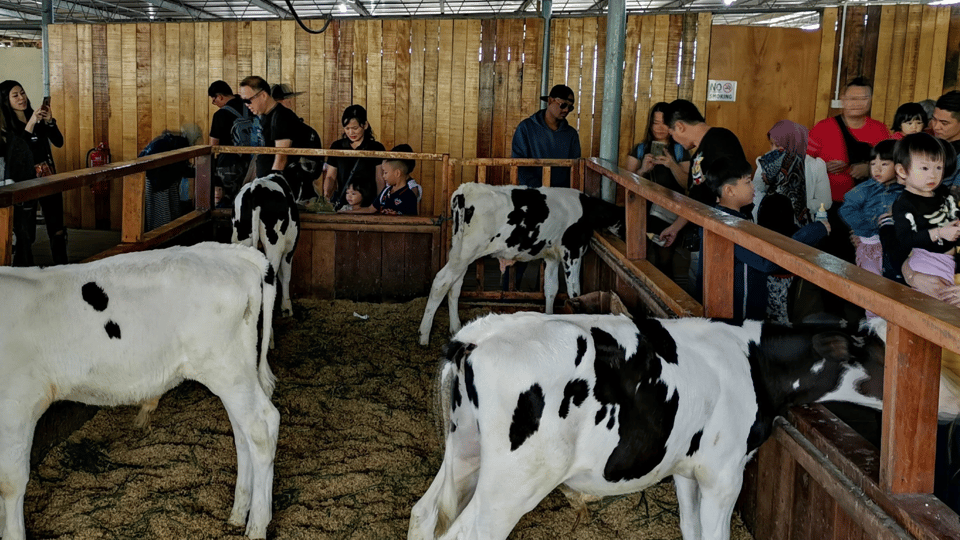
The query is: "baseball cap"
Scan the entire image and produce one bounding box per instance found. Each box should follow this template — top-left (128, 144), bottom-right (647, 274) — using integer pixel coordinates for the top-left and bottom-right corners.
top-left (272, 83), bottom-right (303, 100)
top-left (540, 84), bottom-right (575, 102)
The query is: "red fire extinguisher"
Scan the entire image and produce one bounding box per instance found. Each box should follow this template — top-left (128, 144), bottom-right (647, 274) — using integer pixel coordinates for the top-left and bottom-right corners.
top-left (87, 142), bottom-right (111, 168)
top-left (87, 143), bottom-right (111, 195)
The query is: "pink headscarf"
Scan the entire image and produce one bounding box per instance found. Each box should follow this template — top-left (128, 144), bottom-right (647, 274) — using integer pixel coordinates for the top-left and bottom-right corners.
top-left (767, 120), bottom-right (808, 157)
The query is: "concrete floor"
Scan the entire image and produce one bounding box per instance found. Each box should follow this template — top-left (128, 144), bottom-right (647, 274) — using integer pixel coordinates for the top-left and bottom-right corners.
top-left (30, 223), bottom-right (121, 266)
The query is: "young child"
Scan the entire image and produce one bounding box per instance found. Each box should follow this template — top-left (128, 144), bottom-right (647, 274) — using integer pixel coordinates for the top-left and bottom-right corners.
top-left (891, 102), bottom-right (928, 140)
top-left (840, 139), bottom-right (901, 278)
top-left (692, 156), bottom-right (830, 323)
top-left (375, 144), bottom-right (418, 216)
top-left (890, 132), bottom-right (960, 295)
top-left (336, 179), bottom-right (377, 214)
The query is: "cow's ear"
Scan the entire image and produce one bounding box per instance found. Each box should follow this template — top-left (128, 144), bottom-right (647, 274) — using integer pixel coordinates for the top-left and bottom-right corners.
top-left (812, 332), bottom-right (851, 363)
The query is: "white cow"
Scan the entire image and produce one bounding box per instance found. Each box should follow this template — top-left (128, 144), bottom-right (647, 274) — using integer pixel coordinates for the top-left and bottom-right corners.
top-left (0, 242), bottom-right (279, 540)
top-left (418, 183), bottom-right (624, 345)
top-left (233, 172), bottom-right (300, 317)
top-left (409, 313), bottom-right (892, 540)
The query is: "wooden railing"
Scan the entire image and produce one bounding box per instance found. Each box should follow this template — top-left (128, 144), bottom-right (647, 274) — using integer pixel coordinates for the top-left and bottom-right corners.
top-left (0, 145), bottom-right (214, 265)
top-left (581, 156), bottom-right (960, 537)
top-left (0, 146), bottom-right (449, 265)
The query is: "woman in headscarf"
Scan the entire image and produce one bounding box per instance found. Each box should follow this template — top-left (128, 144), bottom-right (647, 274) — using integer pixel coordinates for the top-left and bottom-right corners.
top-left (752, 120), bottom-right (831, 323)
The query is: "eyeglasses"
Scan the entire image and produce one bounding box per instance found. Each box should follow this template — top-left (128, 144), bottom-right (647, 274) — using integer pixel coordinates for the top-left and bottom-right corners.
top-left (241, 90), bottom-right (264, 105)
top-left (556, 99), bottom-right (575, 111)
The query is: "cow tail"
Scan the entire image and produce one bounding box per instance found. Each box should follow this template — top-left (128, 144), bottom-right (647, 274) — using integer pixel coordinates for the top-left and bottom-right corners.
top-left (258, 261), bottom-right (278, 397)
top-left (433, 358), bottom-right (457, 446)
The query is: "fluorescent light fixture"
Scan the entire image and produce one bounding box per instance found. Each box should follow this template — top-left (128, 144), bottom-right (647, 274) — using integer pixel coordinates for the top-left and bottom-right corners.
top-left (929, 0), bottom-right (960, 5)
top-left (339, 3), bottom-right (348, 12)
top-left (723, 0), bottom-right (735, 5)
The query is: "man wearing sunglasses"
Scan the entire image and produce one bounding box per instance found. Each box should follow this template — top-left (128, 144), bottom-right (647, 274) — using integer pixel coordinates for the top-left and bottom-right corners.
top-left (239, 75), bottom-right (300, 182)
top-left (512, 83), bottom-right (581, 189)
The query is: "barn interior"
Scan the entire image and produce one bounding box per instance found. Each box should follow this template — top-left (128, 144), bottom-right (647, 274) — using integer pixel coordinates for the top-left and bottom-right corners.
top-left (2, 2), bottom-right (960, 539)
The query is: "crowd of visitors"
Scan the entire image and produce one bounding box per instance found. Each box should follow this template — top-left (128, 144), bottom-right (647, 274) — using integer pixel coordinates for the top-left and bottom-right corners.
top-left (631, 81), bottom-right (960, 331)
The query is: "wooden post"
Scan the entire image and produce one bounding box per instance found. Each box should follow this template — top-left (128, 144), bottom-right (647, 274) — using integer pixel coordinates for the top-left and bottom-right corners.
top-left (701, 228), bottom-right (734, 318)
top-left (624, 191), bottom-right (646, 261)
top-left (542, 166), bottom-right (551, 187)
top-left (510, 166), bottom-right (518, 186)
top-left (122, 172), bottom-right (146, 243)
top-left (194, 152), bottom-right (212, 211)
top-left (0, 206), bottom-right (12, 265)
top-left (880, 323), bottom-right (939, 494)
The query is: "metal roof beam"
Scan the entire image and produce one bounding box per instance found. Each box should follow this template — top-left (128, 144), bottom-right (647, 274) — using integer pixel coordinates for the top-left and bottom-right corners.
top-left (341, 0), bottom-right (371, 16)
top-left (0, 0), bottom-right (92, 23)
top-left (55, 0), bottom-right (135, 21)
top-left (139, 0), bottom-right (218, 19)
top-left (586, 0), bottom-right (608, 11)
top-left (249, 0), bottom-right (295, 18)
top-left (0, 21), bottom-right (40, 29)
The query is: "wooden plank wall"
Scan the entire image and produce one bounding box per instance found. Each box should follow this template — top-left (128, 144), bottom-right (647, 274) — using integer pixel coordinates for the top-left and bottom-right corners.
top-left (815, 5), bottom-right (960, 127)
top-left (47, 14), bottom-right (711, 228)
top-left (706, 25), bottom-right (822, 167)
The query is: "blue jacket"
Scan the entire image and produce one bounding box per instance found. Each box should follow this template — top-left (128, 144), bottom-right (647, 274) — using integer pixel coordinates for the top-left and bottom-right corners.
top-left (839, 179), bottom-right (903, 238)
top-left (511, 110), bottom-right (581, 188)
top-left (696, 205), bottom-right (828, 323)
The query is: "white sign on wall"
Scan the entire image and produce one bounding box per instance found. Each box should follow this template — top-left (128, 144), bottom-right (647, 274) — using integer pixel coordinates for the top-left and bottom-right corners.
top-left (707, 80), bottom-right (737, 102)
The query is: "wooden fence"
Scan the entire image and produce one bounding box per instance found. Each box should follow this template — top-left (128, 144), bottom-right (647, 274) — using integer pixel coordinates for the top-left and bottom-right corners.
top-left (46, 14), bottom-right (710, 229)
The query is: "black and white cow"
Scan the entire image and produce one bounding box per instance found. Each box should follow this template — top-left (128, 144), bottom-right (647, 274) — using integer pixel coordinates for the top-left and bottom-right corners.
top-left (409, 313), bottom-right (894, 540)
top-left (233, 173), bottom-right (300, 317)
top-left (0, 243), bottom-right (279, 540)
top-left (418, 183), bottom-right (624, 345)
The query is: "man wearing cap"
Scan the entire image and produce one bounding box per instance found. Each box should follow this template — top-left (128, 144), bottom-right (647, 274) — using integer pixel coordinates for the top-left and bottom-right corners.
top-left (239, 75), bottom-right (300, 181)
top-left (272, 83), bottom-right (302, 112)
top-left (511, 84), bottom-right (581, 188)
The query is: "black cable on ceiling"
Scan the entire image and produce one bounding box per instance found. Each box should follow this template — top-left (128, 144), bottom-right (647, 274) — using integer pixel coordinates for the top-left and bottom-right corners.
top-left (281, 0), bottom-right (334, 33)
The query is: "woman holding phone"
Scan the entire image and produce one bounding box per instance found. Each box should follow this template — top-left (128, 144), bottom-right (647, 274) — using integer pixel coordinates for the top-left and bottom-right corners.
top-left (0, 80), bottom-right (67, 265)
top-left (625, 101), bottom-right (691, 275)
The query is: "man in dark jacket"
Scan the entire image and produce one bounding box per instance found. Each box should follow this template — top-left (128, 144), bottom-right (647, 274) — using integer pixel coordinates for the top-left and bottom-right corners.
top-left (511, 84), bottom-right (581, 188)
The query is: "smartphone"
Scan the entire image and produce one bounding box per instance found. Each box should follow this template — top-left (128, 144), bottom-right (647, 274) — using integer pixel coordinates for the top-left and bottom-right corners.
top-left (650, 140), bottom-right (666, 158)
top-left (41, 96), bottom-right (50, 110)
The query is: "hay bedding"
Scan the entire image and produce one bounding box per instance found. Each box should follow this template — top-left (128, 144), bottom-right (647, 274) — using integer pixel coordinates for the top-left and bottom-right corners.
top-left (23, 298), bottom-right (753, 540)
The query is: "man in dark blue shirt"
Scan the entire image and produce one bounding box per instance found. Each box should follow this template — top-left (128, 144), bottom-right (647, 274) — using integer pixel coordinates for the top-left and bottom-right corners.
top-left (511, 84), bottom-right (581, 188)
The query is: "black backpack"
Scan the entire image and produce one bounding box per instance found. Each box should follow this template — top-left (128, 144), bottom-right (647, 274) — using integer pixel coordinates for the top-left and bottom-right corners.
top-left (215, 105), bottom-right (261, 199)
top-left (270, 112), bottom-right (323, 200)
top-left (222, 104), bottom-right (259, 148)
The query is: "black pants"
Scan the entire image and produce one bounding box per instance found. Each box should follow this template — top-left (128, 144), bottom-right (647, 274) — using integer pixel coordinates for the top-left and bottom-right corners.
top-left (39, 192), bottom-right (68, 265)
top-left (12, 193), bottom-right (68, 267)
top-left (12, 201), bottom-right (36, 267)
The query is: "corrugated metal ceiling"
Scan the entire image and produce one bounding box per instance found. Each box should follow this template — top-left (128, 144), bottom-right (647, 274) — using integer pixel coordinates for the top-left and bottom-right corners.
top-left (0, 0), bottom-right (915, 42)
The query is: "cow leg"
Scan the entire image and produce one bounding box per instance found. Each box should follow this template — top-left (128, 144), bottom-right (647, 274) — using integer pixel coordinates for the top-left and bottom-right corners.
top-left (419, 261), bottom-right (469, 345)
top-left (0, 402), bottom-right (41, 540)
top-left (673, 475), bottom-right (703, 540)
top-left (562, 254), bottom-right (583, 299)
top-left (446, 268), bottom-right (468, 336)
top-left (205, 377), bottom-right (280, 540)
top-left (439, 467), bottom-right (557, 540)
top-left (697, 471), bottom-right (743, 540)
top-left (408, 448), bottom-right (480, 540)
top-left (543, 259), bottom-right (560, 314)
top-left (278, 249), bottom-right (295, 317)
top-left (135, 395), bottom-right (162, 428)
